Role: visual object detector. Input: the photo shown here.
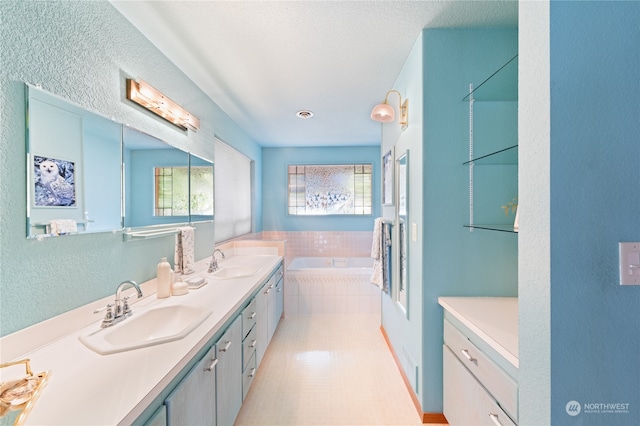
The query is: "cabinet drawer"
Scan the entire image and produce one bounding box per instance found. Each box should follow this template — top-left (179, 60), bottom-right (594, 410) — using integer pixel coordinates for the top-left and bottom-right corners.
top-left (243, 326), bottom-right (257, 370)
top-left (444, 319), bottom-right (518, 420)
top-left (242, 297), bottom-right (258, 338)
top-left (242, 351), bottom-right (257, 401)
top-left (444, 346), bottom-right (516, 426)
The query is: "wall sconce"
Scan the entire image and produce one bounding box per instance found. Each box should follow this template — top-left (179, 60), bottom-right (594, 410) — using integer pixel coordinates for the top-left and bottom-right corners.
top-left (126, 78), bottom-right (200, 131)
top-left (370, 89), bottom-right (408, 130)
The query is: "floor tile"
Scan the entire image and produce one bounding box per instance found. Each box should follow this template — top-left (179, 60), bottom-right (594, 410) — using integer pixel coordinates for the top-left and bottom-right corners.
top-left (235, 315), bottom-right (427, 426)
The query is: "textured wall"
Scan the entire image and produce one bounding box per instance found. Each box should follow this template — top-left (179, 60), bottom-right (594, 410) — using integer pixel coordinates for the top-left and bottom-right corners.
top-left (261, 146), bottom-right (381, 231)
top-left (0, 1), bottom-right (260, 336)
top-left (549, 2), bottom-right (640, 424)
top-left (518, 1), bottom-right (551, 424)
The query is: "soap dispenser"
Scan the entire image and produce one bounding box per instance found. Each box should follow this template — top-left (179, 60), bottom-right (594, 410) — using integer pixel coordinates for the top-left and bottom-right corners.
top-left (156, 257), bottom-right (172, 299)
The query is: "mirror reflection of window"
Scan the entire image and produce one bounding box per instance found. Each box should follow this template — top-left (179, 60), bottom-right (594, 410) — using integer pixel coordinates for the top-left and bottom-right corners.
top-left (396, 151), bottom-right (409, 315)
top-left (189, 158), bottom-right (214, 218)
top-left (123, 127), bottom-right (189, 228)
top-left (154, 166), bottom-right (189, 216)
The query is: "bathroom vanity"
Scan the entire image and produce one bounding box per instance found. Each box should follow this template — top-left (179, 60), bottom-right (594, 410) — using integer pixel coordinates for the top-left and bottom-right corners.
top-left (439, 297), bottom-right (518, 426)
top-left (0, 253), bottom-right (284, 425)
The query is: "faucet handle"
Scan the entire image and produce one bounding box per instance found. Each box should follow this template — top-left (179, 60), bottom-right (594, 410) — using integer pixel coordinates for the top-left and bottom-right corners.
top-left (96, 303), bottom-right (115, 327)
top-left (122, 296), bottom-right (132, 316)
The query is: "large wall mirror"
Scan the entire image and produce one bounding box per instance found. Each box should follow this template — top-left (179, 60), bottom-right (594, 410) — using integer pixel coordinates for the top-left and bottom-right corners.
top-left (27, 85), bottom-right (123, 237)
top-left (26, 84), bottom-right (214, 238)
top-left (396, 150), bottom-right (409, 315)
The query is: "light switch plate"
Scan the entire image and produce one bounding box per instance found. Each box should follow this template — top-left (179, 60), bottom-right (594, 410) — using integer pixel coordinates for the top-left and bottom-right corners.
top-left (619, 242), bottom-right (640, 285)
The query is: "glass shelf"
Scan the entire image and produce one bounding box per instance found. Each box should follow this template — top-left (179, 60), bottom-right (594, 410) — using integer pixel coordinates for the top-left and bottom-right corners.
top-left (463, 54), bottom-right (518, 102)
top-left (463, 224), bottom-right (517, 233)
top-left (464, 145), bottom-right (518, 165)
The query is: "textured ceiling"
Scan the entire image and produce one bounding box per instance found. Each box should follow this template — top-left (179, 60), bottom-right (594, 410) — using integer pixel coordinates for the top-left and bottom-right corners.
top-left (111, 1), bottom-right (518, 147)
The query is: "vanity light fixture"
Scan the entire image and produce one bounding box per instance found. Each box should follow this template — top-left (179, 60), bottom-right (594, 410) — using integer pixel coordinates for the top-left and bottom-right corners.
top-left (126, 78), bottom-right (200, 131)
top-left (370, 89), bottom-right (408, 130)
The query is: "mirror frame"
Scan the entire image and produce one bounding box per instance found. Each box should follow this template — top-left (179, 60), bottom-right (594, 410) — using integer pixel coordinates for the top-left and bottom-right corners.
top-left (396, 149), bottom-right (409, 317)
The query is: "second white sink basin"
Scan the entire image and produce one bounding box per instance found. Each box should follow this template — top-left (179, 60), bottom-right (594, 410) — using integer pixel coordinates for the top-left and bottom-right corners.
top-left (79, 304), bottom-right (212, 355)
top-left (209, 265), bottom-right (261, 280)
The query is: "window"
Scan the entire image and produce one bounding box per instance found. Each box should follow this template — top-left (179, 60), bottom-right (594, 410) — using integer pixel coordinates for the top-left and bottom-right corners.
top-left (288, 164), bottom-right (372, 215)
top-left (215, 139), bottom-right (252, 242)
top-left (154, 166), bottom-right (189, 216)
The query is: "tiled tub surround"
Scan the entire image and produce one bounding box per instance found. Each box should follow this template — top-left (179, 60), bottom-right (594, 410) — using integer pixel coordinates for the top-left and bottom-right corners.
top-left (260, 230), bottom-right (373, 268)
top-left (285, 257), bottom-right (381, 317)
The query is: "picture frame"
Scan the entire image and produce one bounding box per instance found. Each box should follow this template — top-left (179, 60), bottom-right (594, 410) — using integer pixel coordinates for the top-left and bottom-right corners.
top-left (33, 155), bottom-right (77, 207)
top-left (382, 147), bottom-right (394, 206)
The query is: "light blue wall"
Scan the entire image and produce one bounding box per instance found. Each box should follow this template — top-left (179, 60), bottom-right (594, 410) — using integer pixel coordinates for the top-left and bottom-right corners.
top-left (380, 31), bottom-right (425, 408)
top-left (0, 1), bottom-right (262, 336)
top-left (549, 1), bottom-right (640, 424)
top-left (380, 28), bottom-right (518, 414)
top-left (422, 27), bottom-right (518, 412)
top-left (261, 146), bottom-right (380, 231)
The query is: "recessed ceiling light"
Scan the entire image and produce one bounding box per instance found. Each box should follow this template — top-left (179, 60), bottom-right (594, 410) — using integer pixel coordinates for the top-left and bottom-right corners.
top-left (296, 110), bottom-right (314, 119)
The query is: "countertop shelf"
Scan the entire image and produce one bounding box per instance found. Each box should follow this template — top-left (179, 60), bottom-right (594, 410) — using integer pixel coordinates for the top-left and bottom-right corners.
top-left (438, 296), bottom-right (518, 369)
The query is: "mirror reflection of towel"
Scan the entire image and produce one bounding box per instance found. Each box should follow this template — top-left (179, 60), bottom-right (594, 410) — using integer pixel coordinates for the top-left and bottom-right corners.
top-left (175, 226), bottom-right (195, 274)
top-left (49, 219), bottom-right (77, 235)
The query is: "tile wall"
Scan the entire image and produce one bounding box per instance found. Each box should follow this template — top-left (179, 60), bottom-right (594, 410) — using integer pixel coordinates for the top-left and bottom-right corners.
top-left (258, 231), bottom-right (380, 318)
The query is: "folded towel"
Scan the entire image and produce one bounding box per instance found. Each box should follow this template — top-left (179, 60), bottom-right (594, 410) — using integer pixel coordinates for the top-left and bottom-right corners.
top-left (175, 226), bottom-right (195, 274)
top-left (49, 219), bottom-right (77, 235)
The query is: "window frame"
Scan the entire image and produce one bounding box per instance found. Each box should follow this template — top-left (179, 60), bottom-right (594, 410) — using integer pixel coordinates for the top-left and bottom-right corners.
top-left (286, 163), bottom-right (373, 216)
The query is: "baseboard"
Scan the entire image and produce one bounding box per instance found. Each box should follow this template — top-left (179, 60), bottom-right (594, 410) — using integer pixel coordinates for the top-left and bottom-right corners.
top-left (380, 325), bottom-right (448, 425)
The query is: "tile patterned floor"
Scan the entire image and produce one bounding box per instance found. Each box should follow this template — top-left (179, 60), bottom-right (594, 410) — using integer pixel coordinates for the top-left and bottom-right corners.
top-left (235, 315), bottom-right (427, 426)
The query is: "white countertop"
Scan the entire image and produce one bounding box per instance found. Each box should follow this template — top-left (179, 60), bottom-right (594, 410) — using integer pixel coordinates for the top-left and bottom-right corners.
top-left (1, 254), bottom-right (282, 425)
top-left (438, 297), bottom-right (518, 368)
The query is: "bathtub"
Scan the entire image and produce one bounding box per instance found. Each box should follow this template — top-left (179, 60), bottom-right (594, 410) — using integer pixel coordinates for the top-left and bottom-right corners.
top-left (285, 257), bottom-right (380, 317)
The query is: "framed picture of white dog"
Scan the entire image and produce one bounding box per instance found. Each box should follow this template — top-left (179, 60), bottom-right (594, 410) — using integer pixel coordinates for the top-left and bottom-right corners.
top-left (33, 155), bottom-right (76, 207)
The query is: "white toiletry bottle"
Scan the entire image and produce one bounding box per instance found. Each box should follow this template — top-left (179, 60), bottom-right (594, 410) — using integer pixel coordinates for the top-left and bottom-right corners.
top-left (157, 257), bottom-right (172, 298)
top-left (172, 279), bottom-right (189, 296)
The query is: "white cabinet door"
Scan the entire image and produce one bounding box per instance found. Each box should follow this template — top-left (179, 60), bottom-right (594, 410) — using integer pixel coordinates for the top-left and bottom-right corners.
top-left (165, 345), bottom-right (217, 426)
top-left (275, 275), bottom-right (284, 326)
top-left (267, 277), bottom-right (278, 342)
top-left (215, 315), bottom-right (243, 426)
top-left (443, 346), bottom-right (516, 426)
top-left (255, 276), bottom-right (272, 366)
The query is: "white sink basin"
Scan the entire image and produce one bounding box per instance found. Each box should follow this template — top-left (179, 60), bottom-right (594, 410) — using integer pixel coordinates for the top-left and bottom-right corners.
top-left (209, 265), bottom-right (261, 280)
top-left (79, 304), bottom-right (212, 355)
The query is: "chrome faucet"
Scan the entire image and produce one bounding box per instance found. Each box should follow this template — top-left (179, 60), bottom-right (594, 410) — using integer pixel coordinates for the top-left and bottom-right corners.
top-left (208, 248), bottom-right (226, 273)
top-left (95, 280), bottom-right (143, 328)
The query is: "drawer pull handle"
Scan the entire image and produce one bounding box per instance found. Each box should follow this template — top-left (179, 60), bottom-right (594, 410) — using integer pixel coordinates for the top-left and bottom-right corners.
top-left (488, 413), bottom-right (503, 426)
top-left (220, 341), bottom-right (232, 352)
top-left (248, 368), bottom-right (257, 378)
top-left (205, 358), bottom-right (218, 372)
top-left (249, 339), bottom-right (257, 348)
top-left (460, 349), bottom-right (476, 363)
top-left (248, 312), bottom-right (257, 320)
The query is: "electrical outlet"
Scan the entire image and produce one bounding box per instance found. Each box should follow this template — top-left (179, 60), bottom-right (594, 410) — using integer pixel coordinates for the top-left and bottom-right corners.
top-left (619, 242), bottom-right (640, 285)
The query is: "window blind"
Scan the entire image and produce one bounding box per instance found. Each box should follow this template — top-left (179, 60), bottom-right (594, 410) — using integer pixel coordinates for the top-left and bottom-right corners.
top-left (214, 139), bottom-right (252, 242)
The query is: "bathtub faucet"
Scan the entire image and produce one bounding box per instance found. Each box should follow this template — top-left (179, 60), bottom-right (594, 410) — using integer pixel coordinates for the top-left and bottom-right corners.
top-left (208, 248), bottom-right (225, 273)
